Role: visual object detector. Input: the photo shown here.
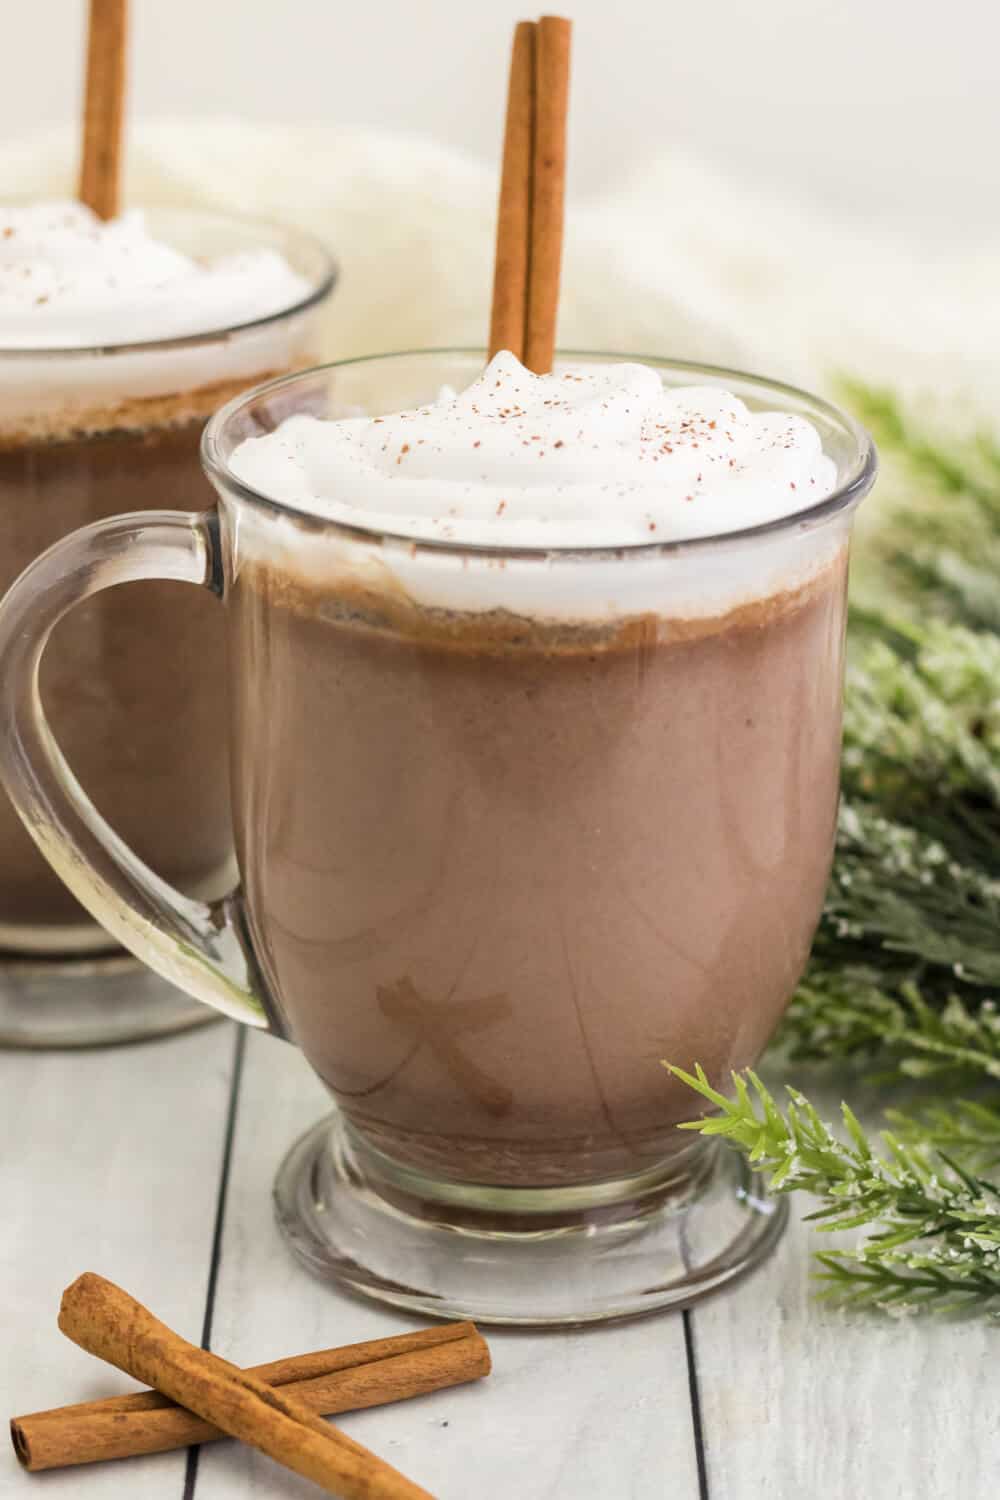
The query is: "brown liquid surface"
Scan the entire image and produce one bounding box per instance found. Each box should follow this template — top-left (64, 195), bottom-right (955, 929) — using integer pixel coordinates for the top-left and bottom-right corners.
top-left (230, 554), bottom-right (848, 1187)
top-left (0, 376), bottom-right (270, 936)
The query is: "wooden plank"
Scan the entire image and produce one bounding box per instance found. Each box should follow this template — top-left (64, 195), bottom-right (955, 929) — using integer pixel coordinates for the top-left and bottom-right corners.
top-left (197, 1030), bottom-right (703, 1499)
top-left (692, 1083), bottom-right (999, 1500)
top-left (0, 1021), bottom-right (238, 1500)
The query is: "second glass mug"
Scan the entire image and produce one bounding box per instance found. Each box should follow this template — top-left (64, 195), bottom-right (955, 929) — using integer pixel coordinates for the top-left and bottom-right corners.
top-left (0, 352), bottom-right (876, 1324)
top-left (0, 206), bottom-right (335, 1047)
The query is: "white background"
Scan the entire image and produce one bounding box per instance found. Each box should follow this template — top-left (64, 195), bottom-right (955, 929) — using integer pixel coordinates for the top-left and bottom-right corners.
top-left (5, 0), bottom-right (997, 237)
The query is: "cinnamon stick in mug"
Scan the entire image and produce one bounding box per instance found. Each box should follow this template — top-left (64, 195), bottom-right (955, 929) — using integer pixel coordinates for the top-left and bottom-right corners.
top-left (78, 0), bottom-right (129, 219)
top-left (55, 1274), bottom-right (439, 1498)
top-left (488, 14), bottom-right (572, 372)
top-left (12, 1320), bottom-right (489, 1473)
top-left (523, 15), bottom-right (572, 374)
top-left (488, 19), bottom-right (537, 361)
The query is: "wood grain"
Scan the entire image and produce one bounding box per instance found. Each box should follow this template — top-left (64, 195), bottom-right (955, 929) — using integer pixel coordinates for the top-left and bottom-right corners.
top-left (691, 1070), bottom-right (999, 1499)
top-left (3, 1029), bottom-right (994, 1498)
top-left (0, 1024), bottom-right (236, 1500)
top-left (192, 1033), bottom-right (703, 1499)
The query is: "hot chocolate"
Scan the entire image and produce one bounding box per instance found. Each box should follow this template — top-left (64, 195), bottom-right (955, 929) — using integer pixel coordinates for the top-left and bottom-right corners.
top-left (0, 386), bottom-right (247, 935)
top-left (230, 558), bottom-right (845, 1186)
top-left (0, 202), bottom-right (328, 958)
top-left (227, 353), bottom-right (848, 1186)
top-left (0, 344), bottom-right (875, 1316)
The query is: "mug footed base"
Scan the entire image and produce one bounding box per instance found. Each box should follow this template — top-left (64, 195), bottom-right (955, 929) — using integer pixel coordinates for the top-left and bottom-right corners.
top-left (273, 1110), bottom-right (788, 1327)
top-left (0, 952), bottom-right (222, 1049)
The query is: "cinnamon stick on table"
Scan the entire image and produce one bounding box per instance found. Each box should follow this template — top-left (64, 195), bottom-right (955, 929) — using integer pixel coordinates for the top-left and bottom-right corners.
top-left (12, 1320), bottom-right (489, 1473)
top-left (78, 0), bottom-right (128, 219)
top-left (488, 15), bottom-right (572, 373)
top-left (55, 1274), bottom-right (437, 1499)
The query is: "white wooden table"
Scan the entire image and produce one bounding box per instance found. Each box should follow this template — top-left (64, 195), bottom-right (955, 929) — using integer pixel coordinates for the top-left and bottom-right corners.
top-left (2, 1022), bottom-right (996, 1499)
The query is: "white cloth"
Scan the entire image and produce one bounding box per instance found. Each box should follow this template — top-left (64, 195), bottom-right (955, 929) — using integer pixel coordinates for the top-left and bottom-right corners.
top-left (4, 120), bottom-right (997, 421)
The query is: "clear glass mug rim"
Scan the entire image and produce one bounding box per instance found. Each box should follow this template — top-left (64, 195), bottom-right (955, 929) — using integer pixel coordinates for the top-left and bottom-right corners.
top-left (202, 347), bottom-right (878, 561)
top-left (0, 201), bottom-right (338, 360)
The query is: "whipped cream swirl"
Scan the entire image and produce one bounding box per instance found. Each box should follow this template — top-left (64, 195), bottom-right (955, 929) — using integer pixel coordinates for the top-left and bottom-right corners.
top-left (230, 351), bottom-right (838, 547)
top-left (0, 202), bottom-right (311, 349)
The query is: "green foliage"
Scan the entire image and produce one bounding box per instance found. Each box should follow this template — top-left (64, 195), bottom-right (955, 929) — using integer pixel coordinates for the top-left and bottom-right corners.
top-left (782, 971), bottom-right (1000, 1082)
top-left (815, 803), bottom-right (1000, 990)
top-left (725, 384), bottom-right (1000, 1313)
top-left (667, 1065), bottom-right (1000, 1314)
top-left (843, 625), bottom-right (1000, 811)
top-left (886, 1097), bottom-right (1000, 1170)
top-left (842, 380), bottom-right (1000, 631)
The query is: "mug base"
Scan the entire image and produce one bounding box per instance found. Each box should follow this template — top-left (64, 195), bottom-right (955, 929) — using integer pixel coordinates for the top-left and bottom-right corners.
top-left (0, 952), bottom-right (221, 1049)
top-left (273, 1111), bottom-right (788, 1327)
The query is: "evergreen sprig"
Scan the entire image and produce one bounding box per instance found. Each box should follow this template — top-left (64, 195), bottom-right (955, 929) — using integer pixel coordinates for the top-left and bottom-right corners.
top-left (886, 1097), bottom-right (1000, 1170)
top-left (667, 1065), bottom-right (1000, 1314)
top-left (843, 625), bottom-right (1000, 811)
top-left (842, 380), bottom-right (1000, 632)
top-left (669, 386), bottom-right (1000, 1315)
top-left (781, 971), bottom-right (1000, 1081)
top-left (815, 802), bottom-right (1000, 990)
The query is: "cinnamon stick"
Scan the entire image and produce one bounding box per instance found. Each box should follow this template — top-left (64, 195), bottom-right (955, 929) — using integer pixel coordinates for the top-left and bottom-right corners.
top-left (78, 0), bottom-right (128, 219)
top-left (487, 16), bottom-right (572, 374)
top-left (56, 1273), bottom-right (435, 1499)
top-left (523, 16), bottom-right (572, 375)
top-left (12, 1320), bottom-right (489, 1473)
top-left (488, 20), bottom-right (536, 361)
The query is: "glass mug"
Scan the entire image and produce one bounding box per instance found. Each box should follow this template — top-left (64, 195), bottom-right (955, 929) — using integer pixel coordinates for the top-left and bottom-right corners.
top-left (0, 352), bottom-right (876, 1324)
top-left (0, 208), bottom-right (335, 1048)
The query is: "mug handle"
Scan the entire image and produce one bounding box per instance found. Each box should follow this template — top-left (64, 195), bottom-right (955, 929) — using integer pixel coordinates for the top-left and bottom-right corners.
top-left (0, 509), bottom-right (271, 1031)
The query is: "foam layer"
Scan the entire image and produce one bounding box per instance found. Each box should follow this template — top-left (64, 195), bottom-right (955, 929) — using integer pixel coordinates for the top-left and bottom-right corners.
top-left (0, 202), bottom-right (319, 430)
top-left (230, 351), bottom-right (837, 548)
top-left (235, 497), bottom-right (850, 627)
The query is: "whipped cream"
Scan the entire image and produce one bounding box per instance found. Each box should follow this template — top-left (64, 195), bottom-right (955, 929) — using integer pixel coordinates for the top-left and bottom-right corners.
top-left (229, 353), bottom-right (854, 625)
top-left (230, 351), bottom-right (837, 548)
top-left (0, 202), bottom-right (311, 349)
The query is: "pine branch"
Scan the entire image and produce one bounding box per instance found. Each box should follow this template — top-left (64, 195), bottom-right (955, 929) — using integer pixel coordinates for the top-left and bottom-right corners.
top-left (875, 544), bottom-right (1000, 635)
top-left (814, 803), bottom-right (1000, 991)
top-left (780, 971), bottom-right (1000, 1082)
top-left (843, 623), bottom-right (1000, 815)
top-left (737, 385), bottom-right (1000, 1317)
top-left (812, 1253), bottom-right (1000, 1312)
top-left (841, 380), bottom-right (1000, 630)
top-left (666, 1064), bottom-right (1000, 1314)
top-left (840, 380), bottom-right (1000, 516)
top-left (780, 619), bottom-right (1000, 1070)
top-left (885, 1098), bottom-right (1000, 1170)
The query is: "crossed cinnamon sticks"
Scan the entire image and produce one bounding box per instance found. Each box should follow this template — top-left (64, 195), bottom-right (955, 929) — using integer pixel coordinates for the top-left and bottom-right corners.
top-left (11, 1273), bottom-right (490, 1496)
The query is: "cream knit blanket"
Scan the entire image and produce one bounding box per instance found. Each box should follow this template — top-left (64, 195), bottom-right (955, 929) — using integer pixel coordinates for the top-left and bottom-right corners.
top-left (5, 120), bottom-right (997, 425)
